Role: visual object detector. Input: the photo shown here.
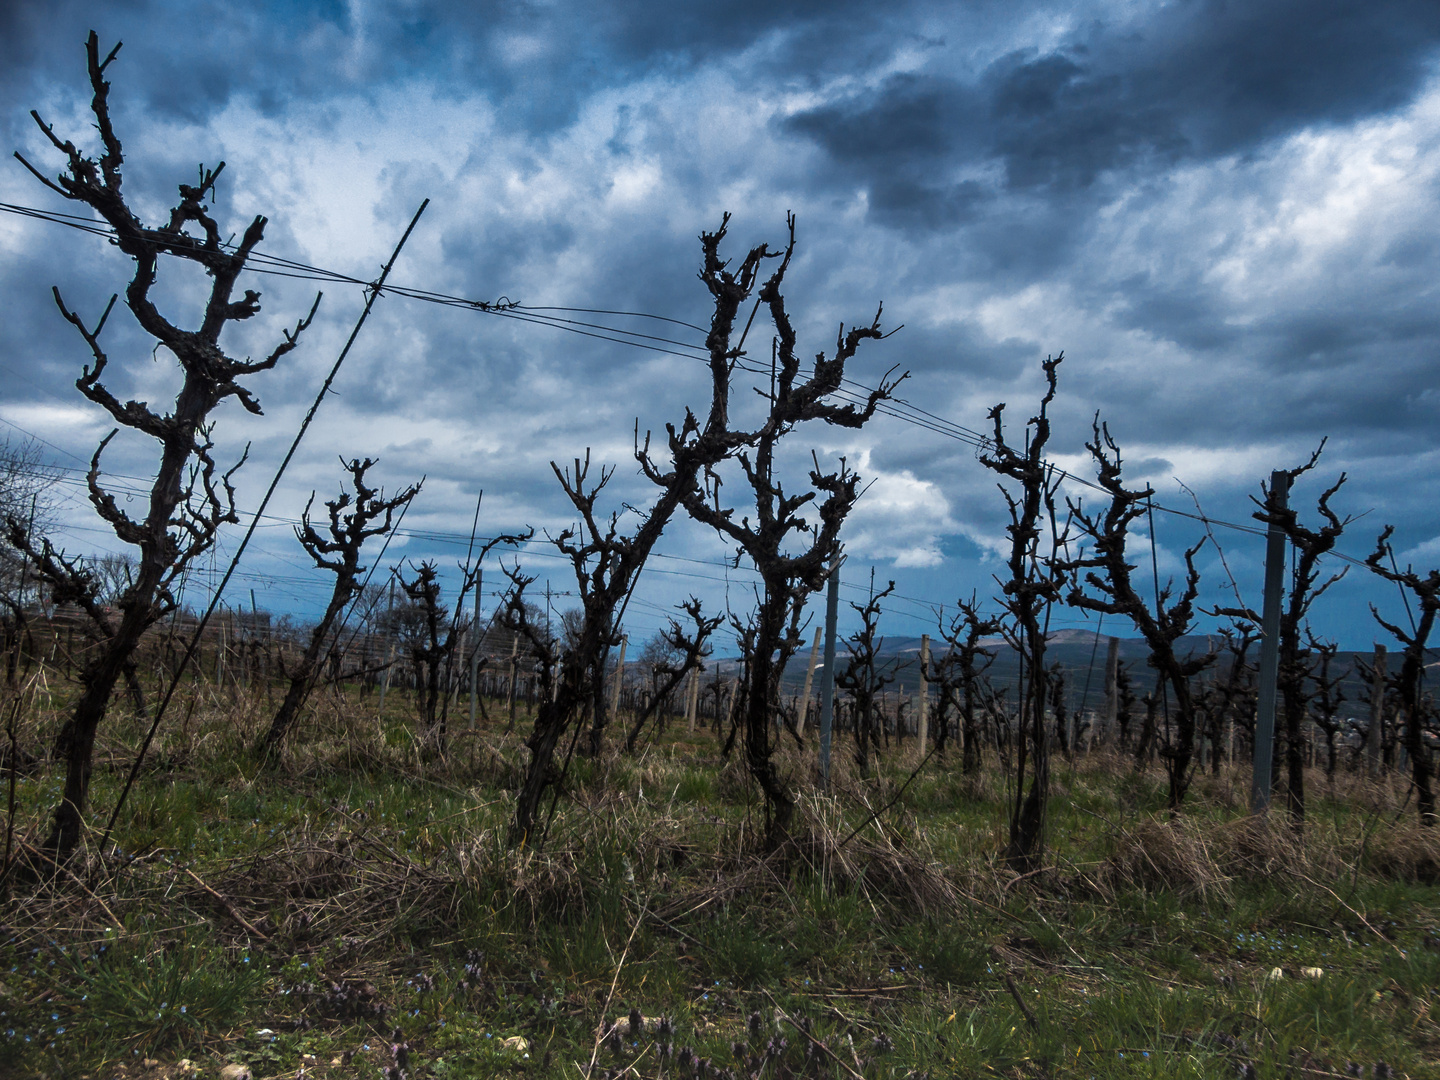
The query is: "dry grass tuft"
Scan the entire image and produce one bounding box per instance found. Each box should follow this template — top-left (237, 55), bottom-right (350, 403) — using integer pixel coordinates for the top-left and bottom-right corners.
top-left (1207, 812), bottom-right (1312, 881)
top-left (1097, 814), bottom-right (1234, 900)
top-left (206, 813), bottom-right (463, 949)
top-left (1361, 816), bottom-right (1440, 883)
top-left (1091, 802), bottom-right (1440, 901)
top-left (782, 792), bottom-right (963, 917)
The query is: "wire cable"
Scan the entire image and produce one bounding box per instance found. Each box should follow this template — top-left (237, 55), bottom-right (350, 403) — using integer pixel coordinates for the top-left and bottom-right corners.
top-left (2, 198), bottom-right (1388, 595)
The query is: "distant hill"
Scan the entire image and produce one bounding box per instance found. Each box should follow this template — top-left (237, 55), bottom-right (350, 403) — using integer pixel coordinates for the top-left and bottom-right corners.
top-left (712, 629), bottom-right (1421, 720)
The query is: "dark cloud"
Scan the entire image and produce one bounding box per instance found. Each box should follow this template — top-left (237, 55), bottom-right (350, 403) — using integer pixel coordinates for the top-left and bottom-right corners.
top-left (787, 0), bottom-right (1440, 227)
top-left (4, 1), bottom-right (1440, 646)
top-left (0, 0), bottom-right (916, 141)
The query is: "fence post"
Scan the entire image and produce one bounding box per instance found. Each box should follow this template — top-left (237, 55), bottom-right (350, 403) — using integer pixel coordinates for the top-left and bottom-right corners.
top-left (1102, 637), bottom-right (1119, 747)
top-left (1366, 643), bottom-right (1386, 776)
top-left (916, 634), bottom-right (930, 761)
top-left (506, 634), bottom-right (519, 726)
top-left (686, 666), bottom-right (701, 733)
top-left (378, 580), bottom-right (395, 712)
top-left (610, 635), bottom-right (628, 720)
top-left (797, 626), bottom-right (822, 736)
top-left (818, 557), bottom-right (841, 790)
top-left (470, 567), bottom-right (483, 729)
top-left (1252, 470), bottom-right (1290, 814)
top-left (216, 620), bottom-right (226, 685)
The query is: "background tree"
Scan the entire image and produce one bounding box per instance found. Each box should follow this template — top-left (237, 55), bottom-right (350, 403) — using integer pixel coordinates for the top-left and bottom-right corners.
top-left (927, 643), bottom-right (958, 759)
top-left (500, 210), bottom-right (816, 848)
top-left (934, 598), bottom-right (1004, 774)
top-left (674, 215), bottom-right (902, 842)
top-left (718, 620), bottom-right (759, 759)
top-left (1114, 662), bottom-right (1136, 750)
top-left (0, 436), bottom-right (60, 687)
top-left (498, 562), bottom-right (578, 842)
top-left (979, 355), bottom-right (1065, 872)
top-left (1198, 626), bottom-right (1256, 773)
top-left (1064, 418), bottom-right (1216, 809)
top-left (559, 608), bottom-right (586, 656)
top-left (836, 575), bottom-right (898, 777)
top-left (637, 629), bottom-right (683, 708)
top-left (0, 436), bottom-right (60, 619)
top-left (1048, 662), bottom-right (1071, 759)
top-left (1352, 650), bottom-right (1400, 769)
top-left (624, 598), bottom-right (722, 752)
top-left (1306, 635), bottom-right (1347, 777)
top-left (6, 33), bottom-right (318, 857)
top-left (1366, 526), bottom-right (1438, 826)
top-left (542, 451), bottom-right (664, 762)
top-left (1216, 449), bottom-right (1351, 828)
top-left (258, 458), bottom-right (421, 757)
top-left (1133, 680), bottom-right (1162, 766)
top-left (89, 554), bottom-right (137, 607)
top-left (395, 562), bottom-right (462, 755)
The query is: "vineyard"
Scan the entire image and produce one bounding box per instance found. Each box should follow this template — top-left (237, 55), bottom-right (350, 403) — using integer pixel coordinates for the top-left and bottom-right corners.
top-left (0, 613), bottom-right (1437, 1079)
top-left (0, 28), bottom-right (1438, 1080)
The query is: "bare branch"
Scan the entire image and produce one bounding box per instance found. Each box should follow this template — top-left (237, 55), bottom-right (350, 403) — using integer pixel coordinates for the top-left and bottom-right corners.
top-left (15, 33), bottom-right (316, 855)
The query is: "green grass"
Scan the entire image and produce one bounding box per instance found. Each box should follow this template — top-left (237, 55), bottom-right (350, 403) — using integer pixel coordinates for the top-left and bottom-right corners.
top-left (0, 925), bottom-right (266, 1066)
top-left (0, 677), bottom-right (1434, 1077)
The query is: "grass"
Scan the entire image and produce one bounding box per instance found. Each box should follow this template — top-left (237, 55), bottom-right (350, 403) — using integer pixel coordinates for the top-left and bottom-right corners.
top-left (14, 926), bottom-right (267, 1063)
top-left (0, 672), bottom-right (1434, 1078)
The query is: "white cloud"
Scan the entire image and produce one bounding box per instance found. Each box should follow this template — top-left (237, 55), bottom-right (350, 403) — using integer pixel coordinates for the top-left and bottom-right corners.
top-left (840, 448), bottom-right (956, 568)
top-left (6, 5), bottom-right (1440, 645)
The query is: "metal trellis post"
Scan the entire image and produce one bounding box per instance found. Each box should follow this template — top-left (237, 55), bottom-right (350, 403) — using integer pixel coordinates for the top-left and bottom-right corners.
top-left (818, 556), bottom-right (841, 790)
top-left (1252, 470), bottom-right (1290, 814)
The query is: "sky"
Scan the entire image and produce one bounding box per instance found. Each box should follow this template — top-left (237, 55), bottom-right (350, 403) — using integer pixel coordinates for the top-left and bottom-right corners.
top-left (2, 0), bottom-right (1440, 654)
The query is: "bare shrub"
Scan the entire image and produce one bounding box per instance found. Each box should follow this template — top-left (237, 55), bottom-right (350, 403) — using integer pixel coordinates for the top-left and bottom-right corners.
top-left (8, 33), bottom-right (320, 857)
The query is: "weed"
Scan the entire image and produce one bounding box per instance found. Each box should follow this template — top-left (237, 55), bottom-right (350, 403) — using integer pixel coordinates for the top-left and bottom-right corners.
top-left (0, 682), bottom-right (1433, 1078)
top-left (2, 926), bottom-right (265, 1064)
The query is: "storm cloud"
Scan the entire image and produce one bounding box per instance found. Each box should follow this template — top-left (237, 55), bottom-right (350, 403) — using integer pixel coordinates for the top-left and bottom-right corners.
top-left (2, 0), bottom-right (1439, 647)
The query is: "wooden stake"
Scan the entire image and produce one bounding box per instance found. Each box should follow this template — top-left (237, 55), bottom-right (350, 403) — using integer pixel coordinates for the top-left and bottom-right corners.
top-left (506, 634), bottom-right (519, 726)
top-left (1102, 636), bottom-right (1119, 746)
top-left (818, 557), bottom-right (841, 788)
top-left (1252, 470), bottom-right (1290, 814)
top-left (797, 625), bottom-right (821, 736)
top-left (379, 641), bottom-right (395, 711)
top-left (379, 580), bottom-right (395, 713)
top-left (469, 567), bottom-right (483, 730)
top-left (723, 677), bottom-right (738, 738)
top-left (610, 635), bottom-right (628, 720)
top-left (450, 624), bottom-right (468, 710)
top-left (685, 667), bottom-right (700, 733)
top-left (1367, 643), bottom-right (1386, 776)
top-left (915, 634), bottom-right (931, 761)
